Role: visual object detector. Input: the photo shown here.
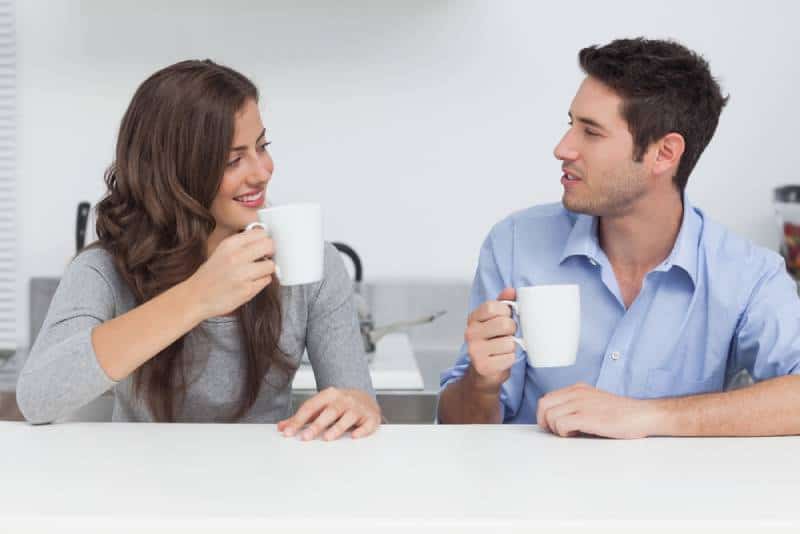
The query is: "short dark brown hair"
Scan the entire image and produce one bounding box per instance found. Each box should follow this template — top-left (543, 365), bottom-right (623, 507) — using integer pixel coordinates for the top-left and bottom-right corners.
top-left (579, 38), bottom-right (728, 192)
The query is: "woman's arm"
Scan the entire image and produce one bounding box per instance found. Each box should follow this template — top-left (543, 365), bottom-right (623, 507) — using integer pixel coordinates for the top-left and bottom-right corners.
top-left (278, 243), bottom-right (381, 440)
top-left (17, 229), bottom-right (276, 423)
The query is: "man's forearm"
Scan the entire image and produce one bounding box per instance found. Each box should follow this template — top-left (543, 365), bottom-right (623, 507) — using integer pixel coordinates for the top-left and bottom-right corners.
top-left (438, 368), bottom-right (503, 424)
top-left (650, 375), bottom-right (800, 437)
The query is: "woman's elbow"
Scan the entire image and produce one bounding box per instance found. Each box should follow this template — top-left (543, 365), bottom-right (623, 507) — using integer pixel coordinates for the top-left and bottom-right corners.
top-left (15, 373), bottom-right (56, 425)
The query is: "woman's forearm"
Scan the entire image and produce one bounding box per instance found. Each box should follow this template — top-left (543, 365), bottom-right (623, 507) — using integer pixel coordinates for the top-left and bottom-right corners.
top-left (92, 278), bottom-right (207, 381)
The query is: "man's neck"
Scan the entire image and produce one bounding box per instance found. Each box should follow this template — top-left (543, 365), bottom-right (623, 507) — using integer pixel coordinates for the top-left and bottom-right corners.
top-left (598, 190), bottom-right (684, 278)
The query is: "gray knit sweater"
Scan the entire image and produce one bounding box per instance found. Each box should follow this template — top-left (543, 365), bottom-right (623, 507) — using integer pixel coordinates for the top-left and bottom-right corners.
top-left (16, 244), bottom-right (374, 423)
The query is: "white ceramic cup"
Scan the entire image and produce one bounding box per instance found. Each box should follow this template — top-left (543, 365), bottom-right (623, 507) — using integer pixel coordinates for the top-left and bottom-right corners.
top-left (244, 203), bottom-right (324, 286)
top-left (500, 284), bottom-right (580, 368)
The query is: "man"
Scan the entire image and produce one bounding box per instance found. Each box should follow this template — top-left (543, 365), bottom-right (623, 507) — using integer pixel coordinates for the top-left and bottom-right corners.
top-left (438, 38), bottom-right (800, 438)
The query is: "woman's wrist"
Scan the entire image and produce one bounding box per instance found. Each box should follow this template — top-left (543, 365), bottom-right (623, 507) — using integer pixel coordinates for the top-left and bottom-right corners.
top-left (172, 276), bottom-right (211, 326)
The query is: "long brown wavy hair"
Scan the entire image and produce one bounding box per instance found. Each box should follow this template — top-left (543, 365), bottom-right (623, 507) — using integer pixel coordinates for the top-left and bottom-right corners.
top-left (94, 59), bottom-right (293, 422)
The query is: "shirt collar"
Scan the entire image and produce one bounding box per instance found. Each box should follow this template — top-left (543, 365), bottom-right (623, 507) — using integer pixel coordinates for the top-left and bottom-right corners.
top-left (559, 193), bottom-right (701, 287)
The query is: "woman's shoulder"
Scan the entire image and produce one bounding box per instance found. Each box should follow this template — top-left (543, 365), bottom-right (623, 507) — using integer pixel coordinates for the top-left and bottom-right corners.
top-left (71, 244), bottom-right (117, 275)
top-left (66, 244), bottom-right (130, 297)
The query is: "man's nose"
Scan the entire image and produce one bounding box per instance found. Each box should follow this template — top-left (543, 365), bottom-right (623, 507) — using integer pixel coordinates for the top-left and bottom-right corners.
top-left (553, 132), bottom-right (579, 162)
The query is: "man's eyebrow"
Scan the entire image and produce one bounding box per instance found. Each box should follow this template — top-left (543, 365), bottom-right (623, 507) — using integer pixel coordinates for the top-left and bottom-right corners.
top-left (230, 128), bottom-right (266, 152)
top-left (568, 111), bottom-right (607, 131)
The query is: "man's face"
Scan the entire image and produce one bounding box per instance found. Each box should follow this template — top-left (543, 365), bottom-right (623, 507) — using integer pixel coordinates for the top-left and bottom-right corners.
top-left (553, 76), bottom-right (650, 217)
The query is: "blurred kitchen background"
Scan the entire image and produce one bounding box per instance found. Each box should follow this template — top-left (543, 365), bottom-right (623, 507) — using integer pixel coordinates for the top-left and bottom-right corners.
top-left (2, 0), bottom-right (800, 421)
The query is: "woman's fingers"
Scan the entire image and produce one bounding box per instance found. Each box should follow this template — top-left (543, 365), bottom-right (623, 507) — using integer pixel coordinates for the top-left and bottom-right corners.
top-left (351, 412), bottom-right (380, 439)
top-left (278, 390), bottom-right (334, 436)
top-left (278, 388), bottom-right (381, 441)
top-left (323, 410), bottom-right (360, 441)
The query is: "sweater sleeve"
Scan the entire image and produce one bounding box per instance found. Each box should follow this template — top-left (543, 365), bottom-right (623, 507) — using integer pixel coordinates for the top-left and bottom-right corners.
top-left (16, 248), bottom-right (120, 424)
top-left (304, 243), bottom-right (375, 398)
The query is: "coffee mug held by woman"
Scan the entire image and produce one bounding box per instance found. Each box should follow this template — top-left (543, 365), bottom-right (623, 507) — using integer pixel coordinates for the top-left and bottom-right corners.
top-left (16, 60), bottom-right (380, 440)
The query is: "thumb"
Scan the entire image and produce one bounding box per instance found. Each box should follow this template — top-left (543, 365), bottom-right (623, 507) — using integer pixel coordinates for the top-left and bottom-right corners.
top-left (496, 287), bottom-right (516, 301)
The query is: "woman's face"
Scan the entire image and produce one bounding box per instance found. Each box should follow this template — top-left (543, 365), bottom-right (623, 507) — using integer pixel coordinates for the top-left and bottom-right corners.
top-left (208, 99), bottom-right (273, 250)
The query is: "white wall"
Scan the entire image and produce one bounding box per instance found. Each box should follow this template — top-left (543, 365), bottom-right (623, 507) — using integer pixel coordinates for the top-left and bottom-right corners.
top-left (15, 0), bottom-right (800, 347)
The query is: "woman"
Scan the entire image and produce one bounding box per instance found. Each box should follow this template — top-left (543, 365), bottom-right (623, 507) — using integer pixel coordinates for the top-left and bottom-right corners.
top-left (16, 60), bottom-right (380, 441)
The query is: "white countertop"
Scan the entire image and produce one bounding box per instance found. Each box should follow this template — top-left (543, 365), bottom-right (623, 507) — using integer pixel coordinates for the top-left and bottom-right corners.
top-left (0, 422), bottom-right (798, 532)
top-left (294, 333), bottom-right (424, 391)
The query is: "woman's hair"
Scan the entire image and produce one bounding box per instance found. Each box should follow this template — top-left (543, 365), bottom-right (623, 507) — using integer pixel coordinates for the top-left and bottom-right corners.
top-left (94, 59), bottom-right (293, 421)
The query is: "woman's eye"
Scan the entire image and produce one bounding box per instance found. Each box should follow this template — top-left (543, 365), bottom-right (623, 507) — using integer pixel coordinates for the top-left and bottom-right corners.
top-left (226, 157), bottom-right (241, 168)
top-left (257, 141), bottom-right (272, 152)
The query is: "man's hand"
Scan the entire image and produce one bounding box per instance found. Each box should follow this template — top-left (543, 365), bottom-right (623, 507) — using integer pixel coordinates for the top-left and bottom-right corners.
top-left (464, 287), bottom-right (520, 393)
top-left (536, 382), bottom-right (662, 439)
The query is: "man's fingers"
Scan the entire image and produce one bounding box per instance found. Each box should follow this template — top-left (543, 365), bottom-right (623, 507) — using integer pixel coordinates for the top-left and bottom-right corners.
top-left (466, 316), bottom-right (517, 342)
top-left (552, 413), bottom-right (584, 438)
top-left (475, 351), bottom-right (517, 374)
top-left (537, 387), bottom-right (577, 432)
top-left (543, 399), bottom-right (580, 436)
top-left (496, 288), bottom-right (516, 302)
top-left (468, 300), bottom-right (514, 324)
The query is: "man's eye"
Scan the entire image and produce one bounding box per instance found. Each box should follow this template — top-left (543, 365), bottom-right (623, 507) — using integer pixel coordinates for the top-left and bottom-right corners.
top-left (585, 129), bottom-right (599, 137)
top-left (227, 157), bottom-right (241, 168)
top-left (257, 141), bottom-right (272, 152)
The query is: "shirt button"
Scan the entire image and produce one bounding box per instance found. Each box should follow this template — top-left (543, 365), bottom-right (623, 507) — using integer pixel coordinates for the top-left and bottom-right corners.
top-left (610, 351), bottom-right (621, 361)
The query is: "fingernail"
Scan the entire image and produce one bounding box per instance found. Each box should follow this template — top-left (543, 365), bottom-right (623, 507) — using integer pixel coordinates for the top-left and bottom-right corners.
top-left (302, 430), bottom-right (313, 441)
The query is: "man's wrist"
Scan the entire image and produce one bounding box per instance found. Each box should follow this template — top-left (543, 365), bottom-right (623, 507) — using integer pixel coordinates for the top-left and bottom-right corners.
top-left (642, 398), bottom-right (676, 437)
top-left (464, 365), bottom-right (503, 397)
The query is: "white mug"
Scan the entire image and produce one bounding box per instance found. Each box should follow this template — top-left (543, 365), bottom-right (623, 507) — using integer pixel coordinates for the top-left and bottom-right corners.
top-left (245, 203), bottom-right (324, 286)
top-left (500, 284), bottom-right (580, 368)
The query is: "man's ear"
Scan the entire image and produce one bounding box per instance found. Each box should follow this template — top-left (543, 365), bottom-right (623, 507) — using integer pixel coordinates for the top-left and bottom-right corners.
top-left (653, 132), bottom-right (685, 178)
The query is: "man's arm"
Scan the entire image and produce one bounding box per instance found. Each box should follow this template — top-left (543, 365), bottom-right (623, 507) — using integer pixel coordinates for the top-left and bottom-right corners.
top-left (438, 367), bottom-right (504, 424)
top-left (438, 288), bottom-right (518, 424)
top-left (536, 375), bottom-right (800, 438)
top-left (653, 374), bottom-right (800, 436)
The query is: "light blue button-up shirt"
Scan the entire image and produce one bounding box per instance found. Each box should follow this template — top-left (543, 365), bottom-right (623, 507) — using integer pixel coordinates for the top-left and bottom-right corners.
top-left (440, 198), bottom-right (800, 424)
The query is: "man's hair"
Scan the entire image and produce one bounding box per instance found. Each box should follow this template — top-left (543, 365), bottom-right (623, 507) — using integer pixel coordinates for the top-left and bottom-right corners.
top-left (579, 38), bottom-right (728, 192)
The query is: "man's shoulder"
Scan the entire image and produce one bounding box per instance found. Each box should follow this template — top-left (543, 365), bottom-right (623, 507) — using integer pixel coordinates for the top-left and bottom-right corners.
top-left (697, 208), bottom-right (784, 281)
top-left (489, 202), bottom-right (574, 237)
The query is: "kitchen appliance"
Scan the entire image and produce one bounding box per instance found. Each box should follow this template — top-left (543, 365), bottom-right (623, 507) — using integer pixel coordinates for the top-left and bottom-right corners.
top-left (76, 201), bottom-right (91, 253)
top-left (331, 242), bottom-right (445, 355)
top-left (774, 185), bottom-right (800, 279)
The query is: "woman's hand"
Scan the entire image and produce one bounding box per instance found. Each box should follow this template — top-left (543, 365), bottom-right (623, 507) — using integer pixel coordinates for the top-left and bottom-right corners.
top-left (188, 228), bottom-right (276, 320)
top-left (278, 387), bottom-right (382, 441)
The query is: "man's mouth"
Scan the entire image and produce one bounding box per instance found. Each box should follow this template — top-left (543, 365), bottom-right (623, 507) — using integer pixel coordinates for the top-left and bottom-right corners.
top-left (563, 173), bottom-right (581, 181)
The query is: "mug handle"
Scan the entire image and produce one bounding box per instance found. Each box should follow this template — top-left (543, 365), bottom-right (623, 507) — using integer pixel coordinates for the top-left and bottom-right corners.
top-left (245, 221), bottom-right (266, 232)
top-left (243, 222), bottom-right (281, 278)
top-left (498, 300), bottom-right (527, 355)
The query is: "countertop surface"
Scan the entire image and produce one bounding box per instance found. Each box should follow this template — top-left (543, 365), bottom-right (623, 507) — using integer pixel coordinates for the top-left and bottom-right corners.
top-left (0, 421), bottom-right (799, 530)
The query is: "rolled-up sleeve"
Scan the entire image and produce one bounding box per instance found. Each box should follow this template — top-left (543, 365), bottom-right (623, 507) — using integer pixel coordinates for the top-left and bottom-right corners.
top-left (438, 219), bottom-right (527, 422)
top-left (730, 254), bottom-right (800, 381)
